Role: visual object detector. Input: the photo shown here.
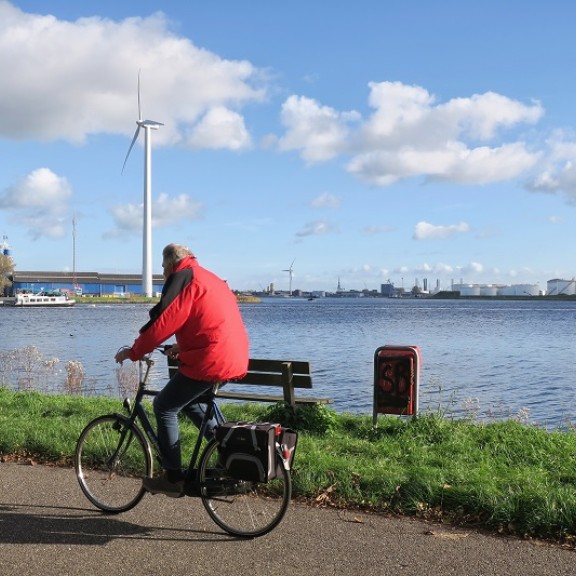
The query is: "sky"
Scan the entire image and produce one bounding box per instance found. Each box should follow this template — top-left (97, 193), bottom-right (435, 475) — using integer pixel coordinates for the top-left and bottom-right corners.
top-left (1, 1), bottom-right (576, 293)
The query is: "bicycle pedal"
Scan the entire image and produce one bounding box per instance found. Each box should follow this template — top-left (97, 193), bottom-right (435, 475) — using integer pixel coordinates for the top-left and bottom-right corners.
top-left (183, 483), bottom-right (200, 497)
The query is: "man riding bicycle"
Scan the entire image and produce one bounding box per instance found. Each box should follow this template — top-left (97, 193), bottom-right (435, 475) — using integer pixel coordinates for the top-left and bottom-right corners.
top-left (115, 243), bottom-right (249, 497)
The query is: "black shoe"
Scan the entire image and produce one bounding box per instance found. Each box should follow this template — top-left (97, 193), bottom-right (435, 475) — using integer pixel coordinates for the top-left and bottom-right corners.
top-left (143, 473), bottom-right (184, 498)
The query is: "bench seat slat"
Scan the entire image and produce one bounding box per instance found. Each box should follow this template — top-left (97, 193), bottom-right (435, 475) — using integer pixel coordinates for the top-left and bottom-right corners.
top-left (216, 391), bottom-right (333, 404)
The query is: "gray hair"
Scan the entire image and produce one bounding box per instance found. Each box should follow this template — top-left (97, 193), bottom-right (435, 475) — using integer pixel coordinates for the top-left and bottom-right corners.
top-left (162, 243), bottom-right (194, 266)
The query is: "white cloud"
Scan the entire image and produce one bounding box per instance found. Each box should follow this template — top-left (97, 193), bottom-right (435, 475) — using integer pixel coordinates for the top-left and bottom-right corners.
top-left (433, 143), bottom-right (540, 184)
top-left (295, 220), bottom-right (334, 237)
top-left (364, 81), bottom-right (435, 139)
top-left (0, 167), bottom-right (71, 208)
top-left (107, 192), bottom-right (203, 236)
top-left (413, 221), bottom-right (470, 240)
top-left (0, 3), bottom-right (266, 148)
top-left (107, 203), bottom-right (142, 234)
top-left (311, 192), bottom-right (340, 208)
top-left (346, 142), bottom-right (539, 186)
top-left (151, 193), bottom-right (203, 226)
top-left (280, 81), bottom-right (543, 186)
top-left (185, 107), bottom-right (251, 150)
top-left (466, 261), bottom-right (484, 274)
top-left (360, 81), bottom-right (543, 149)
top-left (278, 95), bottom-right (360, 162)
top-left (527, 130), bottom-right (576, 201)
top-left (0, 168), bottom-right (72, 239)
top-left (420, 262), bottom-right (455, 275)
top-left (437, 91), bottom-right (543, 140)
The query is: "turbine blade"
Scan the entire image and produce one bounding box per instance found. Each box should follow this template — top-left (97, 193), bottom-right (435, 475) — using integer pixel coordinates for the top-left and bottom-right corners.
top-left (121, 126), bottom-right (141, 174)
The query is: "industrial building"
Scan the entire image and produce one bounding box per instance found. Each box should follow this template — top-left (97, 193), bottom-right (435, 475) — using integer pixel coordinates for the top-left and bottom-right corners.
top-left (7, 270), bottom-right (165, 297)
top-left (1, 237), bottom-right (164, 297)
top-left (451, 283), bottom-right (543, 297)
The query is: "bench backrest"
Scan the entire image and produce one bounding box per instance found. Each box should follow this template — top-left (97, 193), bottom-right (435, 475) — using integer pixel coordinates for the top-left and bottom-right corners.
top-left (236, 358), bottom-right (312, 389)
top-left (236, 358), bottom-right (312, 405)
top-left (167, 357), bottom-right (312, 389)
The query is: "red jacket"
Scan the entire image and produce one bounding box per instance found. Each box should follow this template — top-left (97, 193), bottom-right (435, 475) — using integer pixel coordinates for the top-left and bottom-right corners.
top-left (129, 256), bottom-right (249, 382)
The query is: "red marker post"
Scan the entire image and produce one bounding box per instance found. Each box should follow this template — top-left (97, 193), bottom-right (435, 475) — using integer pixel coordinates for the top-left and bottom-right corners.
top-left (373, 345), bottom-right (421, 426)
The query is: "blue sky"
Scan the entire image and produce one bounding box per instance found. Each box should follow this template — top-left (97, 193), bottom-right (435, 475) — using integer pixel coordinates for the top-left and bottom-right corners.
top-left (1, 1), bottom-right (576, 293)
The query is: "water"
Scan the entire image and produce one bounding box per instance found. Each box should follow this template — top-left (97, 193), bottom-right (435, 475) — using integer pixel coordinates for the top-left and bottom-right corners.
top-left (2, 298), bottom-right (576, 428)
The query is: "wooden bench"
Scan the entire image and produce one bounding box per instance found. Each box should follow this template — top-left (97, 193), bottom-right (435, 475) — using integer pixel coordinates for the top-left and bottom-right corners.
top-left (168, 357), bottom-right (332, 407)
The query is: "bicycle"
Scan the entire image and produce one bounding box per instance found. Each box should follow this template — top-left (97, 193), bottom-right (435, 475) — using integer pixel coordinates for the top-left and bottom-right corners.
top-left (74, 348), bottom-right (292, 538)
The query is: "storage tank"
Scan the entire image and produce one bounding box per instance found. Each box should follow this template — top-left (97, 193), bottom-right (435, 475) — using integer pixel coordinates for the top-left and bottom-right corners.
top-left (497, 285), bottom-right (511, 296)
top-left (511, 284), bottom-right (540, 296)
top-left (456, 284), bottom-right (480, 296)
top-left (547, 279), bottom-right (576, 296)
top-left (480, 285), bottom-right (498, 297)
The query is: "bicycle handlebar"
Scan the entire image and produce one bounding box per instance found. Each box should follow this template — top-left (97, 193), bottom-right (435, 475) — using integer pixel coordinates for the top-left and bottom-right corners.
top-left (160, 344), bottom-right (174, 355)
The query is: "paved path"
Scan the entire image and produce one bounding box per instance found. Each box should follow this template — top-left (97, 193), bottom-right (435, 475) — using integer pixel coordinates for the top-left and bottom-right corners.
top-left (0, 462), bottom-right (574, 576)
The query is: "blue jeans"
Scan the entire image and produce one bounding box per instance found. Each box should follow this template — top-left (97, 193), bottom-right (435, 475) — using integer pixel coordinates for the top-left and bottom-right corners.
top-left (153, 371), bottom-right (219, 473)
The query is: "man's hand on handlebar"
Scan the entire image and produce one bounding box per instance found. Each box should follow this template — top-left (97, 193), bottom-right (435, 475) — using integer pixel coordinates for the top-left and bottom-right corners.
top-left (164, 343), bottom-right (180, 360)
top-left (115, 347), bottom-right (132, 364)
top-left (115, 344), bottom-right (177, 364)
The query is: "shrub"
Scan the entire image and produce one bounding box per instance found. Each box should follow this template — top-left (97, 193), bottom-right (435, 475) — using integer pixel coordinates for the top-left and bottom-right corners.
top-left (263, 402), bottom-right (338, 434)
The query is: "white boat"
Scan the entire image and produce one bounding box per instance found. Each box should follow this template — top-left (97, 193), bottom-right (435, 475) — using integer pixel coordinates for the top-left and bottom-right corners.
top-left (13, 290), bottom-right (75, 307)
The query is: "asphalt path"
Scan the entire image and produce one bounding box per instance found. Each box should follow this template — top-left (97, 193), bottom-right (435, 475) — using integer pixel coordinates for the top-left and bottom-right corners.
top-left (0, 462), bottom-right (574, 576)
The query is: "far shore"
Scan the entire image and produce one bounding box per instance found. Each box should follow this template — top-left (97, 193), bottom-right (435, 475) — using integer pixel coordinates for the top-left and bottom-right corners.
top-left (0, 293), bottom-right (262, 305)
top-left (4, 292), bottom-right (576, 306)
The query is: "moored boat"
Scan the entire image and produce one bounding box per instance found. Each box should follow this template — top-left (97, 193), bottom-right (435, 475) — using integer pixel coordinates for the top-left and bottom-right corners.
top-left (12, 290), bottom-right (75, 307)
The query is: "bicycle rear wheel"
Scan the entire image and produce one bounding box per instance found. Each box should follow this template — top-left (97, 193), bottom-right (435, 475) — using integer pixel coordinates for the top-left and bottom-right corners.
top-left (198, 439), bottom-right (292, 538)
top-left (74, 414), bottom-right (152, 513)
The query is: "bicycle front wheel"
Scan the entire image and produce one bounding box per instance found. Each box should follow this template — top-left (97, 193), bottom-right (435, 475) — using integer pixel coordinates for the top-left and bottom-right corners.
top-left (74, 414), bottom-right (152, 513)
top-left (198, 439), bottom-right (292, 538)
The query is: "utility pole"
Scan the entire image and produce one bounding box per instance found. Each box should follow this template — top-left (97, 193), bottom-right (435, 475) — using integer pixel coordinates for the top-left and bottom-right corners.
top-left (72, 216), bottom-right (77, 290)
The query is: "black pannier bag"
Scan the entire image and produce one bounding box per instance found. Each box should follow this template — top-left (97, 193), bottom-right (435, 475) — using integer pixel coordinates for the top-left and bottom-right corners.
top-left (215, 422), bottom-right (298, 483)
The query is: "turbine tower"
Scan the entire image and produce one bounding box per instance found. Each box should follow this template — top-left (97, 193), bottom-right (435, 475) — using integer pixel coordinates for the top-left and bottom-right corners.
top-left (283, 259), bottom-right (295, 296)
top-left (122, 71), bottom-right (163, 297)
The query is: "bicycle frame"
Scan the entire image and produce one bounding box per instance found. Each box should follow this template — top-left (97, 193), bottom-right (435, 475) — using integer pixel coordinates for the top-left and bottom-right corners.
top-left (122, 356), bottom-right (226, 482)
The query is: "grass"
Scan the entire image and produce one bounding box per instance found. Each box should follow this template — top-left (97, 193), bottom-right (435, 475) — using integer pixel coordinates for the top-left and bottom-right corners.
top-left (1, 387), bottom-right (576, 544)
top-left (71, 293), bottom-right (259, 304)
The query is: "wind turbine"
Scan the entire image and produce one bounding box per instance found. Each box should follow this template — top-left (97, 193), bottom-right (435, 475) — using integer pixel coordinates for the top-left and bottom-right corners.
top-left (122, 71), bottom-right (163, 297)
top-left (283, 259), bottom-right (295, 296)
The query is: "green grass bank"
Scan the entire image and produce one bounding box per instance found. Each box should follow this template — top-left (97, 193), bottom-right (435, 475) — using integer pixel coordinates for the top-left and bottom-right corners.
top-left (1, 387), bottom-right (576, 545)
top-left (73, 293), bottom-right (260, 304)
